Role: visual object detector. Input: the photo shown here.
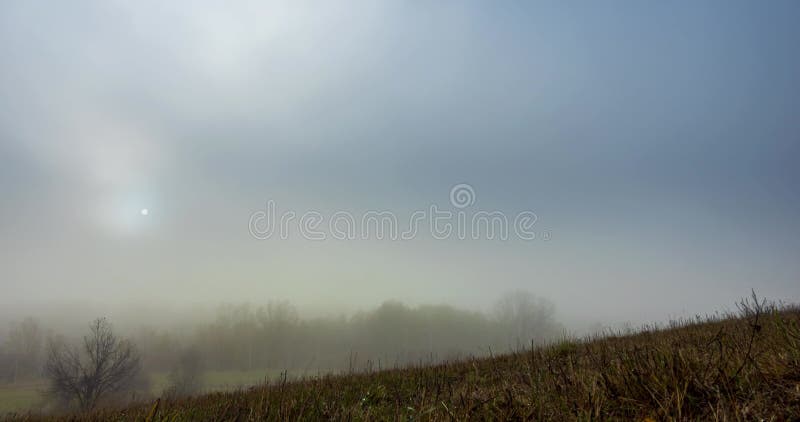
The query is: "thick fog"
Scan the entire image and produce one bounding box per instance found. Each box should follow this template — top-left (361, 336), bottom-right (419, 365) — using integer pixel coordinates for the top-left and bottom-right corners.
top-left (2, 0), bottom-right (799, 345)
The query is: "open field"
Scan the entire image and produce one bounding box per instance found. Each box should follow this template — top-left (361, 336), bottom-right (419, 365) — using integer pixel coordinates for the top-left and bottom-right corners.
top-left (5, 296), bottom-right (799, 421)
top-left (0, 381), bottom-right (45, 415)
top-left (0, 370), bottom-right (282, 416)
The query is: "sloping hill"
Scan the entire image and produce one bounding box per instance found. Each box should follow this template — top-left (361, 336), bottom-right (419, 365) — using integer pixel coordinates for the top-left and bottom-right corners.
top-left (13, 296), bottom-right (800, 420)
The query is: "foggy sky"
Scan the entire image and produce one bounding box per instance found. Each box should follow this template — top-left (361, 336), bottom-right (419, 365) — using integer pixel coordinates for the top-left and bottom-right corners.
top-left (1, 1), bottom-right (799, 326)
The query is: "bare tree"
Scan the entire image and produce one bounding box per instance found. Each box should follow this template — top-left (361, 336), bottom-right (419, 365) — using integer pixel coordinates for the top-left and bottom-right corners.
top-left (44, 318), bottom-right (141, 411)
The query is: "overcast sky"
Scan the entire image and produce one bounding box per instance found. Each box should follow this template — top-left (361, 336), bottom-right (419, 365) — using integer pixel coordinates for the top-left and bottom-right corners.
top-left (1, 1), bottom-right (799, 325)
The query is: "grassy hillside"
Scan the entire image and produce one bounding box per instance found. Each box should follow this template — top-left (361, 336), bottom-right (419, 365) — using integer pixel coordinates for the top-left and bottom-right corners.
top-left (8, 295), bottom-right (800, 420)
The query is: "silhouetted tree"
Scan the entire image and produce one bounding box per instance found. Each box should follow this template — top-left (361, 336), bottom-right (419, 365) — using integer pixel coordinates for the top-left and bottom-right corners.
top-left (44, 318), bottom-right (141, 410)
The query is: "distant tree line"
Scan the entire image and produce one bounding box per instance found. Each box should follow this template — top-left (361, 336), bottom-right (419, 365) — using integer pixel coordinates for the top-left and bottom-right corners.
top-left (136, 290), bottom-right (562, 373)
top-left (0, 291), bottom-right (561, 409)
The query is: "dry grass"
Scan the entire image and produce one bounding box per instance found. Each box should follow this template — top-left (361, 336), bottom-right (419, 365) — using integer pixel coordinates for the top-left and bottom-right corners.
top-left (8, 294), bottom-right (800, 421)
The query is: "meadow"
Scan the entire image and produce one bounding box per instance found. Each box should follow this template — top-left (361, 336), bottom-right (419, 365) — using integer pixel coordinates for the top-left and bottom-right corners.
top-left (0, 370), bottom-right (278, 416)
top-left (4, 293), bottom-right (798, 420)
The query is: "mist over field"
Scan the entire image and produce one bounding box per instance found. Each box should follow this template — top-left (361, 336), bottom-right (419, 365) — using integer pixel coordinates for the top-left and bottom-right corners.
top-left (1, 0), bottom-right (799, 416)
